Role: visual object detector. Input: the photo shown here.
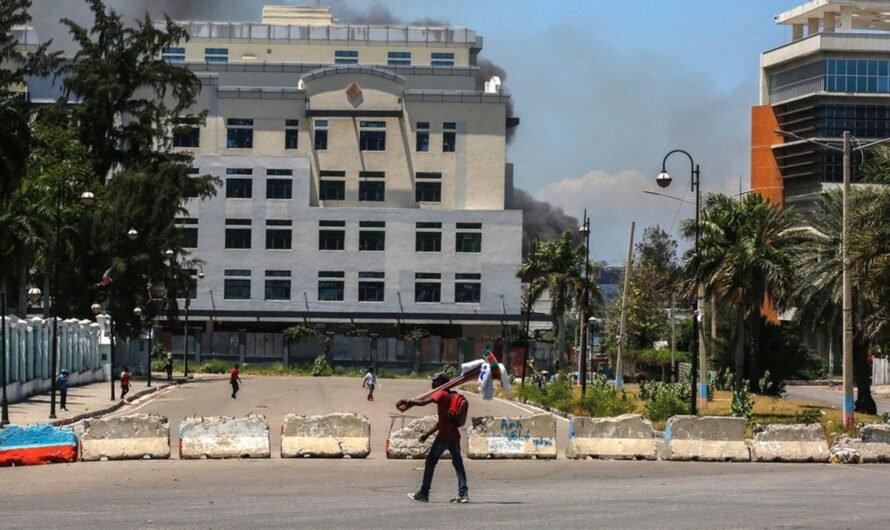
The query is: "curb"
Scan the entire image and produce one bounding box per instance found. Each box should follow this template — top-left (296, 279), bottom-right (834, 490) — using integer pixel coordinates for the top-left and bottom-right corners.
top-left (50, 383), bottom-right (175, 427)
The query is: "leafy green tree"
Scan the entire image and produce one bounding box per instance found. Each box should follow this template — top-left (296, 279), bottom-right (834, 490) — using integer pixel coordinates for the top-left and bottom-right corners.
top-left (682, 193), bottom-right (797, 391)
top-left (39, 0), bottom-right (217, 336)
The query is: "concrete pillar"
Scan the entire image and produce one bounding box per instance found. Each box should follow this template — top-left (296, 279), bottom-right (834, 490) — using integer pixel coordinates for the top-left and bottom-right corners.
top-left (808, 17), bottom-right (820, 36)
top-left (792, 24), bottom-right (804, 41)
top-left (840, 7), bottom-right (853, 32)
top-left (824, 11), bottom-right (836, 32)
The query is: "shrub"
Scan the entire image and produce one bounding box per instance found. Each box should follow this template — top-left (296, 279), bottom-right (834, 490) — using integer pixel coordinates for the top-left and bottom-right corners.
top-left (641, 381), bottom-right (690, 421)
top-left (199, 358), bottom-right (229, 374)
top-left (311, 354), bottom-right (333, 377)
top-left (580, 376), bottom-right (635, 417)
top-left (731, 385), bottom-right (754, 423)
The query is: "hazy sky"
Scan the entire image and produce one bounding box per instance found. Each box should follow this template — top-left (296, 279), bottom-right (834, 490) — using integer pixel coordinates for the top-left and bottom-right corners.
top-left (29, 0), bottom-right (805, 262)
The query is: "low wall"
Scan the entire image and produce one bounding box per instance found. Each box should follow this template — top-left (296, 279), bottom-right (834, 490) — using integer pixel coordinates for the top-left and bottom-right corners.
top-left (0, 424), bottom-right (78, 466)
top-left (567, 414), bottom-right (657, 460)
top-left (179, 415), bottom-right (270, 459)
top-left (81, 414), bottom-right (170, 461)
top-left (467, 414), bottom-right (557, 459)
top-left (665, 416), bottom-right (749, 462)
top-left (831, 424), bottom-right (890, 463)
top-left (281, 413), bottom-right (370, 458)
top-left (751, 424), bottom-right (829, 462)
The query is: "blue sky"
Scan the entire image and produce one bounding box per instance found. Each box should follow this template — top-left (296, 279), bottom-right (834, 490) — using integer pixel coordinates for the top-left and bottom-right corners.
top-left (32, 0), bottom-right (806, 262)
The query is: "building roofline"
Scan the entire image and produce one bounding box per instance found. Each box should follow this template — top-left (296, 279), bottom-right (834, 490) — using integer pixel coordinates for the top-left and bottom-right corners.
top-left (302, 64), bottom-right (407, 84)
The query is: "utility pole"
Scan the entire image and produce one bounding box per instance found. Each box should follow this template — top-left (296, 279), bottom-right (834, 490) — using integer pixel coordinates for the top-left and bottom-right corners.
top-left (670, 291), bottom-right (676, 383)
top-left (616, 221), bottom-right (635, 390)
top-left (842, 130), bottom-right (854, 428)
top-left (579, 212), bottom-right (591, 395)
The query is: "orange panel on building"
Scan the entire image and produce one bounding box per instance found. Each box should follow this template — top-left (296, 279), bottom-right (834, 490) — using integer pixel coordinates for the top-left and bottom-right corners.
top-left (750, 105), bottom-right (784, 206)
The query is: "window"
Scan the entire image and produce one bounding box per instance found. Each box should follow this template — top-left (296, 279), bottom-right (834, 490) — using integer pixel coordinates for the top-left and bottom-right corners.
top-left (284, 119), bottom-right (299, 150)
top-left (226, 168), bottom-right (253, 175)
top-left (225, 219), bottom-right (252, 249)
top-left (173, 117), bottom-right (200, 148)
top-left (226, 178), bottom-right (252, 199)
top-left (205, 47), bottom-right (228, 63)
top-left (388, 51), bottom-right (411, 66)
top-left (224, 279), bottom-right (250, 300)
top-left (162, 47), bottom-right (185, 63)
top-left (319, 169), bottom-right (345, 201)
top-left (265, 271), bottom-right (291, 300)
top-left (456, 222), bottom-right (482, 253)
top-left (455, 273), bottom-right (481, 303)
top-left (416, 122), bottom-right (429, 152)
top-left (266, 178), bottom-right (292, 199)
top-left (415, 172), bottom-right (442, 203)
top-left (359, 171), bottom-right (385, 201)
top-left (319, 220), bottom-right (345, 250)
top-left (415, 222), bottom-right (442, 252)
top-left (431, 52), bottom-right (455, 67)
top-left (359, 221), bottom-right (385, 251)
top-left (175, 218), bottom-right (199, 248)
top-left (443, 122), bottom-right (456, 152)
top-left (358, 271), bottom-right (385, 302)
top-left (227, 118), bottom-right (253, 149)
top-left (265, 218), bottom-right (292, 249)
top-left (314, 120), bottom-right (328, 151)
top-left (359, 121), bottom-right (386, 151)
top-left (318, 271), bottom-right (345, 301)
top-left (415, 272), bottom-right (441, 303)
top-left (335, 50), bottom-right (358, 64)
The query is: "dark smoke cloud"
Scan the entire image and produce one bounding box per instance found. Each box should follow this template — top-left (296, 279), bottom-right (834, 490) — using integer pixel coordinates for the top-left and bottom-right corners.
top-left (511, 188), bottom-right (579, 256)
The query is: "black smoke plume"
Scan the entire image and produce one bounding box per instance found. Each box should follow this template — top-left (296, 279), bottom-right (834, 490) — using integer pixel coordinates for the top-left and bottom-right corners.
top-left (512, 188), bottom-right (579, 256)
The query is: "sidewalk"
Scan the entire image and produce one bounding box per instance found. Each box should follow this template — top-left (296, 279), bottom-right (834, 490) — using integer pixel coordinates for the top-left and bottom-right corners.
top-left (4, 375), bottom-right (172, 427)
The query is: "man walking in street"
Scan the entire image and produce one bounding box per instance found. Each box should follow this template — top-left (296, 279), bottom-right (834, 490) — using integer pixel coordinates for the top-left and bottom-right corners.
top-left (120, 367), bottom-right (130, 401)
top-left (57, 369), bottom-right (69, 411)
top-left (362, 367), bottom-right (376, 401)
top-left (165, 350), bottom-right (173, 382)
top-left (230, 363), bottom-right (242, 399)
top-left (397, 372), bottom-right (469, 504)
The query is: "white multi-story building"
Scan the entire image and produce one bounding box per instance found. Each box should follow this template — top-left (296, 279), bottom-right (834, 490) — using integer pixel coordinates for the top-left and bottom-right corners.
top-left (162, 6), bottom-right (524, 349)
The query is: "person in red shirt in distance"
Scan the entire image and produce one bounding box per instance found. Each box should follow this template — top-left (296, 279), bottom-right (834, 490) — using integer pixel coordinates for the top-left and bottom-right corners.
top-left (230, 364), bottom-right (242, 399)
top-left (398, 372), bottom-right (469, 504)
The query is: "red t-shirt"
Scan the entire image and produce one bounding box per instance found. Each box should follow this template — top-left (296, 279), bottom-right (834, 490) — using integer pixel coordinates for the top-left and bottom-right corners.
top-left (120, 372), bottom-right (129, 386)
top-left (432, 390), bottom-right (461, 441)
top-left (230, 368), bottom-right (239, 383)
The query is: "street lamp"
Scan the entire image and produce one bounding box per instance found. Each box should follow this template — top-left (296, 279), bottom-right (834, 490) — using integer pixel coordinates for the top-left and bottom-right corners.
top-left (578, 211), bottom-right (592, 395)
top-left (656, 149), bottom-right (704, 414)
top-left (91, 301), bottom-right (116, 400)
top-left (521, 234), bottom-right (540, 387)
top-left (1, 291), bottom-right (9, 426)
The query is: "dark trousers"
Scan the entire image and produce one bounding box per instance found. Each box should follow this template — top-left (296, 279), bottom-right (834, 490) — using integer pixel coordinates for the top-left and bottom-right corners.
top-left (60, 390), bottom-right (67, 410)
top-left (367, 385), bottom-right (375, 400)
top-left (421, 438), bottom-right (468, 496)
top-left (166, 363), bottom-right (173, 382)
top-left (231, 381), bottom-right (239, 398)
top-left (121, 384), bottom-right (129, 399)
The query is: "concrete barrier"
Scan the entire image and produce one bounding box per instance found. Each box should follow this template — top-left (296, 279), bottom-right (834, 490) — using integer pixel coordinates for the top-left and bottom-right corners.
top-left (179, 415), bottom-right (270, 459)
top-left (0, 424), bottom-right (78, 466)
top-left (468, 413), bottom-right (557, 459)
top-left (751, 424), bottom-right (829, 462)
top-left (81, 414), bottom-right (170, 461)
top-left (386, 416), bottom-right (445, 459)
top-left (281, 413), bottom-right (370, 458)
top-left (567, 414), bottom-right (657, 460)
top-left (665, 416), bottom-right (749, 462)
top-left (830, 424), bottom-right (890, 463)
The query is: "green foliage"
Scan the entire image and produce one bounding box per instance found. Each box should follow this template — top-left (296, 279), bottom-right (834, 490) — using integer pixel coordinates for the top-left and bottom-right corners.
top-left (283, 323), bottom-right (317, 343)
top-left (731, 386), bottom-right (755, 423)
top-left (639, 380), bottom-right (691, 421)
top-left (441, 364), bottom-right (460, 378)
top-left (579, 376), bottom-right (636, 417)
top-left (198, 358), bottom-right (229, 374)
top-left (311, 354), bottom-right (333, 377)
top-left (794, 408), bottom-right (823, 425)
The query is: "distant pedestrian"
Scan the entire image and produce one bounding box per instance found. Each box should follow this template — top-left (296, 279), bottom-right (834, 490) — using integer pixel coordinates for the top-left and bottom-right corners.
top-left (120, 367), bottom-right (130, 401)
top-left (398, 372), bottom-right (470, 504)
top-left (230, 364), bottom-right (242, 399)
top-left (362, 367), bottom-right (376, 401)
top-left (57, 369), bottom-right (69, 411)
top-left (165, 351), bottom-right (173, 382)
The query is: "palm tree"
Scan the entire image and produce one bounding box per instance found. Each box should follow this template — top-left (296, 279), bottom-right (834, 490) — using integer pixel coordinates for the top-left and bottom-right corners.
top-left (517, 230), bottom-right (588, 368)
top-left (682, 193), bottom-right (797, 390)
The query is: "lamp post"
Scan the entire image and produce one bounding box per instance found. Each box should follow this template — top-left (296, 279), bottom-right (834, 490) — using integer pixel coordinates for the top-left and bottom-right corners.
top-left (578, 211), bottom-right (591, 395)
top-left (134, 305), bottom-right (151, 387)
top-left (90, 301), bottom-right (115, 400)
top-left (521, 234), bottom-right (540, 387)
top-left (656, 149), bottom-right (704, 414)
top-left (1, 291), bottom-right (8, 426)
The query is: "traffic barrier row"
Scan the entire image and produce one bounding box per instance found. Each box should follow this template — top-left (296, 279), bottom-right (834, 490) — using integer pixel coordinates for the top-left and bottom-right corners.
top-left (6, 412), bottom-right (890, 466)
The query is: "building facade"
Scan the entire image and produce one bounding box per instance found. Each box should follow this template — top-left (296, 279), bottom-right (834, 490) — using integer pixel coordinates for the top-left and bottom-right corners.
top-left (752, 0), bottom-right (890, 210)
top-left (160, 6), bottom-right (525, 353)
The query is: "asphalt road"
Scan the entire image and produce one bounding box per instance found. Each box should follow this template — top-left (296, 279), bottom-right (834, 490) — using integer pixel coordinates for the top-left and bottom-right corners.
top-left (785, 384), bottom-right (890, 414)
top-left (5, 376), bottom-right (890, 529)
